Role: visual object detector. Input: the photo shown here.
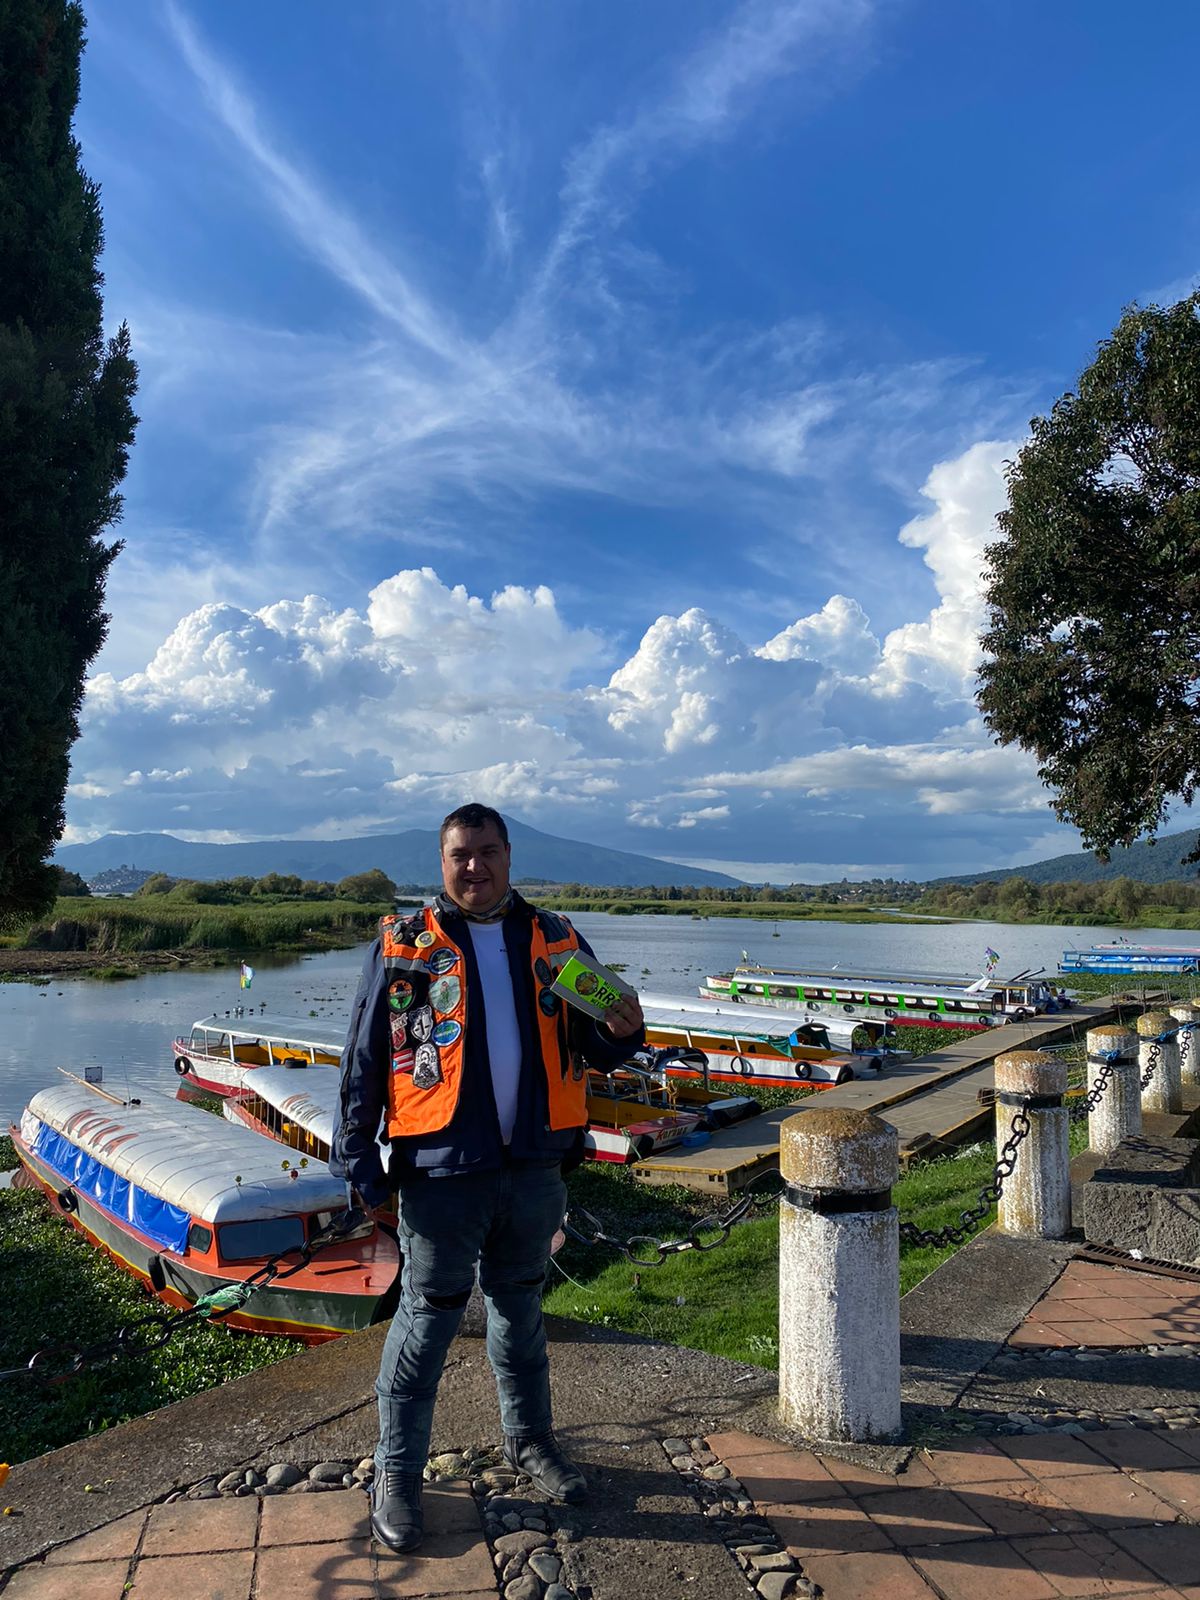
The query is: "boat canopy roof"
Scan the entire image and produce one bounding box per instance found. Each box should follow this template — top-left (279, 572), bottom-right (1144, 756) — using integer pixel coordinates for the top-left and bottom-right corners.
top-left (735, 962), bottom-right (1039, 990)
top-left (189, 1014), bottom-right (348, 1054)
top-left (23, 1083), bottom-right (348, 1223)
top-left (722, 968), bottom-right (1002, 1005)
top-left (640, 991), bottom-right (814, 1047)
top-left (242, 1064), bottom-right (338, 1146)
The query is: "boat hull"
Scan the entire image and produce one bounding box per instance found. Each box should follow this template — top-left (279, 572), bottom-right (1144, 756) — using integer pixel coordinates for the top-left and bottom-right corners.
top-left (11, 1131), bottom-right (396, 1343)
top-left (658, 1047), bottom-right (856, 1087)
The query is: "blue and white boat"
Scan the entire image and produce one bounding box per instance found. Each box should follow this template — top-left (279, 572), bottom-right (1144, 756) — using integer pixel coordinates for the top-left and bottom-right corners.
top-left (1060, 943), bottom-right (1200, 975)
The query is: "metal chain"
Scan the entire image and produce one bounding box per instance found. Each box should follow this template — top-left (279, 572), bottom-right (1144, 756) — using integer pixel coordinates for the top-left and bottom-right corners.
top-left (1141, 1037), bottom-right (1162, 1090)
top-left (563, 1168), bottom-right (786, 1268)
top-left (1067, 1049), bottom-right (1120, 1122)
top-left (0, 1206), bottom-right (373, 1386)
top-left (538, 1012), bottom-right (1197, 1277)
top-left (897, 1109), bottom-right (1032, 1250)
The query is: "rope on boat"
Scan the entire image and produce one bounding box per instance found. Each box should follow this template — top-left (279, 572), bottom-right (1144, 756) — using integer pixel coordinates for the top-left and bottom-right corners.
top-left (0, 1207), bottom-right (371, 1386)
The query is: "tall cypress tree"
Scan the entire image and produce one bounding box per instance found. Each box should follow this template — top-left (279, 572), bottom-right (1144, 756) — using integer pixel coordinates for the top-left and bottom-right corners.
top-left (0, 0), bottom-right (138, 923)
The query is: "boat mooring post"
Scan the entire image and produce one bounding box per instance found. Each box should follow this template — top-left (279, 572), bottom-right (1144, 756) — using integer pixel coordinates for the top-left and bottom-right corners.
top-left (994, 1051), bottom-right (1070, 1239)
top-left (1136, 1011), bottom-right (1182, 1115)
top-left (778, 1107), bottom-right (901, 1443)
top-left (1086, 1025), bottom-right (1140, 1154)
top-left (1169, 1004), bottom-right (1200, 1089)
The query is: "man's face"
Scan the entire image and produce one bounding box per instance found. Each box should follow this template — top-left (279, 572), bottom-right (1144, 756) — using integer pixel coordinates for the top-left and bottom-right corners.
top-left (440, 821), bottom-right (512, 914)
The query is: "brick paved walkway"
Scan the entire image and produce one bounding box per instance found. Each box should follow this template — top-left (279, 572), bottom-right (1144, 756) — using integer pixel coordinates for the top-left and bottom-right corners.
top-left (709, 1427), bottom-right (1200, 1600)
top-left (1007, 1263), bottom-right (1200, 1350)
top-left (0, 1481), bottom-right (494, 1600)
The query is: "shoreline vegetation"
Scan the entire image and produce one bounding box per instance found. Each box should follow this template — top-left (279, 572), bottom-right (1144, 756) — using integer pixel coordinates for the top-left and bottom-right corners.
top-left (0, 868), bottom-right (404, 979)
top-left (914, 874), bottom-right (1200, 929)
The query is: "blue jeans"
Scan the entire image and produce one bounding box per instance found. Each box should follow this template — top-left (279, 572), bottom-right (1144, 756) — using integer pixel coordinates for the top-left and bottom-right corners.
top-left (375, 1164), bottom-right (566, 1473)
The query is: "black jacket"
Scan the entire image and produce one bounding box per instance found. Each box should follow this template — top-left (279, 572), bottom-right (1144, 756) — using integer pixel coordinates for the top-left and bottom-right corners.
top-left (330, 893), bottom-right (643, 1204)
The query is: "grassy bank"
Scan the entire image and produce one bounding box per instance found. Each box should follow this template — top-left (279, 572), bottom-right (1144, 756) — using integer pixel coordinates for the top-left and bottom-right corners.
top-left (0, 896), bottom-right (389, 966)
top-left (545, 1136), bottom-right (1021, 1360)
top-left (538, 896), bottom-right (945, 922)
top-left (0, 1137), bottom-right (297, 1463)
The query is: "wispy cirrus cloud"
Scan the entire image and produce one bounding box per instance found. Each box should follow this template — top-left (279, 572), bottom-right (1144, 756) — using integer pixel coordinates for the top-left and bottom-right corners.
top-left (164, 0), bottom-right (468, 368)
top-left (146, 0), bottom-right (1012, 572)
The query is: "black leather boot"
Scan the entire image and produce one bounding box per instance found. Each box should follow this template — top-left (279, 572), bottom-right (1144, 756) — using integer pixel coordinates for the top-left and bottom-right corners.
top-left (503, 1431), bottom-right (586, 1503)
top-left (370, 1468), bottom-right (424, 1551)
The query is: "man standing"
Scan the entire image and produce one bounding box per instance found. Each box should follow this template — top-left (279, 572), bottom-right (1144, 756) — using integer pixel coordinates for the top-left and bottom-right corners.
top-left (332, 803), bottom-right (644, 1552)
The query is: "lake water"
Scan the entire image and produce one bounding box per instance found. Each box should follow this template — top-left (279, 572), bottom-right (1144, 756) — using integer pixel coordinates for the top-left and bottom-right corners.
top-left (0, 912), bottom-right (1186, 1127)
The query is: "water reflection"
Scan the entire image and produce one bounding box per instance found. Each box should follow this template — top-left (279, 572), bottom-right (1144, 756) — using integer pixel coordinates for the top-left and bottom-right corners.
top-left (0, 913), bottom-right (1187, 1125)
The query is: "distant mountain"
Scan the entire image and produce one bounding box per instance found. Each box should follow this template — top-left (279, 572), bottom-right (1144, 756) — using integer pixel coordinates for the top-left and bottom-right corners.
top-left (926, 828), bottom-right (1200, 888)
top-left (55, 818), bottom-right (741, 890)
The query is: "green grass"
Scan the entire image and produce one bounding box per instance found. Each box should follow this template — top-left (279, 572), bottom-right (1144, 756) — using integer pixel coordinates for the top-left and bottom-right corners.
top-left (546, 1121), bottom-right (1035, 1364)
top-left (0, 1173), bottom-right (297, 1463)
top-left (17, 896), bottom-right (390, 955)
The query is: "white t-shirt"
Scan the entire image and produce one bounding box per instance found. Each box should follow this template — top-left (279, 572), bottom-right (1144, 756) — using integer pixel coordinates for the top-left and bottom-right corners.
top-left (467, 920), bottom-right (523, 1145)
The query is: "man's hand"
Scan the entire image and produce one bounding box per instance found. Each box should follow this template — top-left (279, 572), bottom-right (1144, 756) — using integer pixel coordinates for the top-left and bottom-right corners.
top-left (603, 993), bottom-right (644, 1039)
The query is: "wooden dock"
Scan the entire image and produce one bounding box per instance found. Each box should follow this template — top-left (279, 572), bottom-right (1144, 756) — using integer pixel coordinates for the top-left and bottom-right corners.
top-left (630, 1000), bottom-right (1125, 1194)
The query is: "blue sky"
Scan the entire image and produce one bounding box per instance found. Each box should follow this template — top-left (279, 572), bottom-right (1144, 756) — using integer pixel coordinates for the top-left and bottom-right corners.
top-left (67, 0), bottom-right (1200, 880)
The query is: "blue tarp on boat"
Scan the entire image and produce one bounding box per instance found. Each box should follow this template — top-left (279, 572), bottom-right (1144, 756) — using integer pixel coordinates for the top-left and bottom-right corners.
top-left (31, 1121), bottom-right (191, 1254)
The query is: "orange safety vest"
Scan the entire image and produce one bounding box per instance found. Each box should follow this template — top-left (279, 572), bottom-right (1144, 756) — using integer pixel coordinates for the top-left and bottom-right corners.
top-left (378, 904), bottom-right (588, 1139)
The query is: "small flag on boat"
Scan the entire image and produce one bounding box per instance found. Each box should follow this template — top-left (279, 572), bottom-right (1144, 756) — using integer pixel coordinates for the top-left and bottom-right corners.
top-left (239, 962), bottom-right (254, 990)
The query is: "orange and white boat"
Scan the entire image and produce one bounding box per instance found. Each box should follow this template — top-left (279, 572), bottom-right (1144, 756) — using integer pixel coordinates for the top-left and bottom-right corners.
top-left (11, 1079), bottom-right (398, 1343)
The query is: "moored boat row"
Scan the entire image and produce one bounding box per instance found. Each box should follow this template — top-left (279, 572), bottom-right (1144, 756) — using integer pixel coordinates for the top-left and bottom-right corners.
top-left (700, 963), bottom-right (1060, 1030)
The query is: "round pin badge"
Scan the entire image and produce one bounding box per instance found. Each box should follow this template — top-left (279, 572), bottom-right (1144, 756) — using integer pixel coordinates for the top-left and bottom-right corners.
top-left (415, 930), bottom-right (436, 949)
top-left (538, 986), bottom-right (560, 1017)
top-left (429, 975), bottom-right (462, 1015)
top-left (426, 947), bottom-right (459, 976)
top-left (432, 1018), bottom-right (462, 1048)
top-left (388, 978), bottom-right (414, 1012)
top-left (409, 1005), bottom-right (434, 1044)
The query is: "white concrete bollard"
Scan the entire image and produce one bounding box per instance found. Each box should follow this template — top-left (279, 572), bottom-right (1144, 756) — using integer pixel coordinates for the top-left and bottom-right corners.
top-left (1137, 1010), bottom-right (1182, 1115)
top-left (1086, 1025), bottom-right (1141, 1154)
top-left (778, 1107), bottom-right (901, 1444)
top-left (994, 1051), bottom-right (1070, 1239)
top-left (1169, 1003), bottom-right (1200, 1089)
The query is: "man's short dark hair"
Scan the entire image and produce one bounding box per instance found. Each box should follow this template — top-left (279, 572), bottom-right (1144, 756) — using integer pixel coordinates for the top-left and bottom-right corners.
top-left (439, 803), bottom-right (509, 848)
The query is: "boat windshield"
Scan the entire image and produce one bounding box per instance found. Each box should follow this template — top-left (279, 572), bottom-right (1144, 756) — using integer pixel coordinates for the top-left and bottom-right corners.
top-left (216, 1216), bottom-right (305, 1263)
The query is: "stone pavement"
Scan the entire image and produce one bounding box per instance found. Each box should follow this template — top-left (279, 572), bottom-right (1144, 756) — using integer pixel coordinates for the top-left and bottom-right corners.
top-left (1007, 1262), bottom-right (1200, 1351)
top-left (706, 1426), bottom-right (1200, 1600)
top-left (0, 1481), bottom-right (495, 1600)
top-left (2, 1241), bottom-right (1199, 1600)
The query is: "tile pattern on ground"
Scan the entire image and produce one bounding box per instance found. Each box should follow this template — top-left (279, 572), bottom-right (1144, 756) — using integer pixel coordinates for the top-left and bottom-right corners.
top-left (1, 1481), bottom-right (490, 1600)
top-left (1008, 1263), bottom-right (1200, 1350)
top-left (709, 1426), bottom-right (1200, 1600)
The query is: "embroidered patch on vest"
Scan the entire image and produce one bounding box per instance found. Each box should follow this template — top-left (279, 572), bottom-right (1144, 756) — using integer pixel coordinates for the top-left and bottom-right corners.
top-left (390, 1015), bottom-right (407, 1048)
top-left (415, 930), bottom-right (436, 949)
top-left (429, 975), bottom-right (461, 1014)
top-left (412, 1042), bottom-right (442, 1089)
top-left (534, 956), bottom-right (553, 985)
top-left (426, 947), bottom-right (458, 975)
top-left (432, 1018), bottom-right (461, 1047)
top-left (388, 978), bottom-right (414, 1012)
top-left (538, 987), bottom-right (560, 1017)
top-left (409, 1005), bottom-right (434, 1044)
top-left (392, 1048), bottom-right (415, 1074)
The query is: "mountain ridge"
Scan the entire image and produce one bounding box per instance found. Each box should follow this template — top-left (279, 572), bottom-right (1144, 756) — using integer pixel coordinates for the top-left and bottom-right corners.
top-left (54, 819), bottom-right (741, 889)
top-left (927, 828), bottom-right (1200, 888)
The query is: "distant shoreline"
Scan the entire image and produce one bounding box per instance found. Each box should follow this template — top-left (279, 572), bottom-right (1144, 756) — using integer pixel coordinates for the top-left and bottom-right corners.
top-left (537, 898), bottom-right (948, 924)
